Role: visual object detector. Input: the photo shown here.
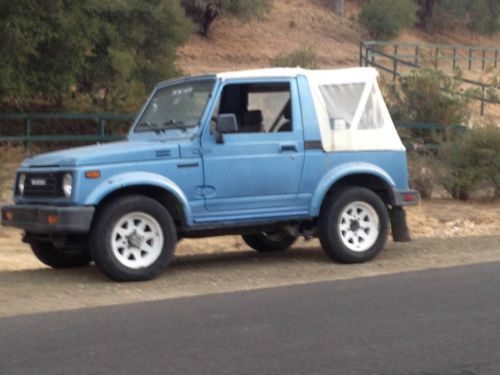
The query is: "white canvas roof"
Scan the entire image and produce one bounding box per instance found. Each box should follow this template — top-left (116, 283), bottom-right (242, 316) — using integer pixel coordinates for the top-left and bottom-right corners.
top-left (217, 67), bottom-right (405, 152)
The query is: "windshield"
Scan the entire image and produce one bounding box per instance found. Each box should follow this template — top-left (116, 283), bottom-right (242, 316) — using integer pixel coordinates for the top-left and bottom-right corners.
top-left (135, 79), bottom-right (215, 133)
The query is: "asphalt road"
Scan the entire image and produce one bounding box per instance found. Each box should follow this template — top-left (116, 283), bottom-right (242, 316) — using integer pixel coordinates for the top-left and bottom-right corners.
top-left (1, 262), bottom-right (499, 375)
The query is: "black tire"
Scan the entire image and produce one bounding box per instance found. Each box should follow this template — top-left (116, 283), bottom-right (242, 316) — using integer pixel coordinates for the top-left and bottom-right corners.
top-left (90, 195), bottom-right (177, 282)
top-left (29, 238), bottom-right (91, 268)
top-left (242, 230), bottom-right (297, 253)
top-left (318, 186), bottom-right (389, 263)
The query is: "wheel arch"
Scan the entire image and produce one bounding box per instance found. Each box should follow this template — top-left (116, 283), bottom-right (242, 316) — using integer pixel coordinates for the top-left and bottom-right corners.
top-left (85, 172), bottom-right (192, 227)
top-left (311, 163), bottom-right (396, 217)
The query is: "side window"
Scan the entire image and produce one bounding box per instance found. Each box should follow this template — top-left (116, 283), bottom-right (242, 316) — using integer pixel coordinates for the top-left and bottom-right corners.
top-left (212, 82), bottom-right (292, 134)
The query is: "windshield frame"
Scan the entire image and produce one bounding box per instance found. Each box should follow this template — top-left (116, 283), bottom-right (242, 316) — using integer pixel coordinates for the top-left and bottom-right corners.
top-left (130, 75), bottom-right (217, 137)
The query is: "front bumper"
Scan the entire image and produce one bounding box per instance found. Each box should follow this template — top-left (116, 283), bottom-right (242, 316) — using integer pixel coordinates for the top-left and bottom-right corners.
top-left (1, 205), bottom-right (95, 234)
top-left (391, 188), bottom-right (421, 206)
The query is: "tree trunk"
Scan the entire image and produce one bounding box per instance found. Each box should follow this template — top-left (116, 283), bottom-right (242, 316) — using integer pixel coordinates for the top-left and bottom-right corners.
top-left (331, 0), bottom-right (344, 15)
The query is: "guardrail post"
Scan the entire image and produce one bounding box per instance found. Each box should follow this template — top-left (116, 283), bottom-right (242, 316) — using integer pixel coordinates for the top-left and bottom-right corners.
top-left (480, 86), bottom-right (486, 116)
top-left (99, 117), bottom-right (106, 141)
top-left (482, 49), bottom-right (486, 70)
top-left (359, 42), bottom-right (363, 66)
top-left (415, 45), bottom-right (419, 67)
top-left (468, 49), bottom-right (473, 70)
top-left (434, 47), bottom-right (439, 69)
top-left (393, 45), bottom-right (398, 81)
top-left (24, 117), bottom-right (31, 156)
top-left (452, 48), bottom-right (457, 69)
top-left (495, 50), bottom-right (498, 69)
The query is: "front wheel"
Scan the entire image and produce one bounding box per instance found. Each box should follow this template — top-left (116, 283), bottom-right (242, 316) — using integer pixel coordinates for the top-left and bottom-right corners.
top-left (90, 195), bottom-right (177, 282)
top-left (242, 230), bottom-right (297, 253)
top-left (29, 238), bottom-right (91, 268)
top-left (318, 187), bottom-right (389, 263)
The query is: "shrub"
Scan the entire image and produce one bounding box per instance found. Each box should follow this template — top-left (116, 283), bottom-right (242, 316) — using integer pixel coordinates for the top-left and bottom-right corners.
top-left (358, 0), bottom-right (417, 40)
top-left (438, 125), bottom-right (500, 200)
top-left (387, 69), bottom-right (474, 142)
top-left (407, 153), bottom-right (438, 199)
top-left (216, 0), bottom-right (272, 18)
top-left (271, 47), bottom-right (317, 69)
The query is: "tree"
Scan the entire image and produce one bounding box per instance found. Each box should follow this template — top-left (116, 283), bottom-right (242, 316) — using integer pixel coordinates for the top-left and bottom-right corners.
top-left (358, 0), bottom-right (418, 40)
top-left (415, 0), bottom-right (499, 35)
top-left (79, 0), bottom-right (190, 109)
top-left (0, 0), bottom-right (191, 110)
top-left (0, 0), bottom-right (94, 107)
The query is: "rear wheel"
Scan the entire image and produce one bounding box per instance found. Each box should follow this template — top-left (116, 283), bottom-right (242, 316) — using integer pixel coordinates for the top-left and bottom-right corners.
top-left (318, 187), bottom-right (389, 263)
top-left (242, 230), bottom-right (297, 253)
top-left (90, 195), bottom-right (177, 282)
top-left (29, 238), bottom-right (91, 268)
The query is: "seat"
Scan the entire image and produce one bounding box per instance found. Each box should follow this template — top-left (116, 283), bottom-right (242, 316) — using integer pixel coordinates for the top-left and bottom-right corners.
top-left (240, 110), bottom-right (263, 133)
top-left (277, 102), bottom-right (292, 132)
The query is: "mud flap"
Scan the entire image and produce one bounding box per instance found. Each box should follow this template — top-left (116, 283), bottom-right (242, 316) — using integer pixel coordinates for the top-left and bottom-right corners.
top-left (390, 206), bottom-right (411, 242)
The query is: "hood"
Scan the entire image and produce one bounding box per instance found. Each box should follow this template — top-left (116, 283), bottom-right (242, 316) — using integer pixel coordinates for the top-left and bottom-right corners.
top-left (22, 141), bottom-right (180, 168)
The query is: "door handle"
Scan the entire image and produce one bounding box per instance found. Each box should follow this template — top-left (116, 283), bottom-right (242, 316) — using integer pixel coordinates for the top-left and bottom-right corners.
top-left (280, 144), bottom-right (297, 152)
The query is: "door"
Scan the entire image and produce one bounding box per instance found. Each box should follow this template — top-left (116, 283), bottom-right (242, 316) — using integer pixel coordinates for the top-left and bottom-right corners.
top-left (201, 80), bottom-right (305, 212)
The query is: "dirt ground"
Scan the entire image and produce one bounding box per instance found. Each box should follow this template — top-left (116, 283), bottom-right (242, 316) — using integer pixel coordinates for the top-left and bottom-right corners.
top-left (0, 199), bottom-right (499, 318)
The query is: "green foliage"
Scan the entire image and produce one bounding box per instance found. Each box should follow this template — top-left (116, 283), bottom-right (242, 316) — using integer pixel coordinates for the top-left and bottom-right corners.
top-left (440, 125), bottom-right (500, 200)
top-left (181, 0), bottom-right (272, 20)
top-left (387, 69), bottom-right (474, 141)
top-left (438, 125), bottom-right (500, 200)
top-left (358, 0), bottom-right (417, 40)
top-left (407, 125), bottom-right (500, 201)
top-left (271, 47), bottom-right (317, 69)
top-left (0, 0), bottom-right (190, 111)
top-left (215, 0), bottom-right (272, 18)
top-left (415, 0), bottom-right (499, 35)
top-left (0, 1), bottom-right (93, 106)
top-left (468, 0), bottom-right (500, 35)
top-left (407, 153), bottom-right (437, 199)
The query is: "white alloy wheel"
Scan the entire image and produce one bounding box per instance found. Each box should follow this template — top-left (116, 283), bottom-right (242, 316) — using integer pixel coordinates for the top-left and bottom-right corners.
top-left (338, 201), bottom-right (380, 252)
top-left (111, 212), bottom-right (164, 269)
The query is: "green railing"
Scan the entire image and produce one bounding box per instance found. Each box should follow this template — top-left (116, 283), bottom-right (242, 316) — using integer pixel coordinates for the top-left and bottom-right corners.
top-left (359, 41), bottom-right (500, 116)
top-left (0, 112), bottom-right (463, 152)
top-left (0, 112), bottom-right (135, 153)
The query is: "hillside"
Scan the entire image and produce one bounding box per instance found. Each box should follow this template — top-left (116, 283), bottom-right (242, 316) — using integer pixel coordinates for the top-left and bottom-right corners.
top-left (177, 0), bottom-right (500, 75)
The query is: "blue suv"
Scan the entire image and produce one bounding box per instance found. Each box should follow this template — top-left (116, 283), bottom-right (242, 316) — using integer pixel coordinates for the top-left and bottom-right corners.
top-left (1, 68), bottom-right (419, 281)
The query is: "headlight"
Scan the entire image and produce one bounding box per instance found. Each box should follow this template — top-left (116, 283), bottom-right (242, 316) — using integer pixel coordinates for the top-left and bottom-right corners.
top-left (17, 174), bottom-right (26, 195)
top-left (62, 173), bottom-right (73, 198)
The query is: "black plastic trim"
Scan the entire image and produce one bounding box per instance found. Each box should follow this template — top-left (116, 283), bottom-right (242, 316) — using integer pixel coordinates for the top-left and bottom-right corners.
top-left (1, 205), bottom-right (95, 234)
top-left (304, 140), bottom-right (323, 150)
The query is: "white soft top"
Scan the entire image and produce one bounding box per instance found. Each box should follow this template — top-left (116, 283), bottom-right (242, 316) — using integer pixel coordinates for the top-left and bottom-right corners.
top-left (217, 67), bottom-right (405, 152)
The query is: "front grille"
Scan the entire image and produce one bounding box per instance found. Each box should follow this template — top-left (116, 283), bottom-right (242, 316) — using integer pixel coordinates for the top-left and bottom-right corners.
top-left (21, 172), bottom-right (65, 198)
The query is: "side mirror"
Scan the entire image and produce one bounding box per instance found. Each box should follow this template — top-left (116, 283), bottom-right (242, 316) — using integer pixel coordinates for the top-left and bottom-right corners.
top-left (215, 114), bottom-right (238, 144)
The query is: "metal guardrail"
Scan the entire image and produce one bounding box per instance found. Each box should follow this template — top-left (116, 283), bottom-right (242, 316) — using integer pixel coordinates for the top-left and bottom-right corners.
top-left (360, 41), bottom-right (500, 116)
top-left (0, 112), bottom-right (135, 153)
top-left (0, 113), bottom-right (461, 152)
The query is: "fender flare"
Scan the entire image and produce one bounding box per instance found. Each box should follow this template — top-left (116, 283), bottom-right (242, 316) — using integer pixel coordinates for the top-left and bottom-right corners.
top-left (310, 162), bottom-right (396, 216)
top-left (84, 171), bottom-right (193, 225)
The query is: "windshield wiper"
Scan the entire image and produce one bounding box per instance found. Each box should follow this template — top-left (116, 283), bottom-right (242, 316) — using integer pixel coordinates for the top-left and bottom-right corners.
top-left (160, 120), bottom-right (198, 132)
top-left (138, 120), bottom-right (198, 133)
top-left (139, 121), bottom-right (162, 131)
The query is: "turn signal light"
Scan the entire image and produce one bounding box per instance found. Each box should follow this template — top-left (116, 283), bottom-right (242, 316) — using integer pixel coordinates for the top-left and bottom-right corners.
top-left (47, 215), bottom-right (58, 225)
top-left (4, 211), bottom-right (13, 221)
top-left (85, 170), bottom-right (101, 179)
top-left (403, 194), bottom-right (415, 202)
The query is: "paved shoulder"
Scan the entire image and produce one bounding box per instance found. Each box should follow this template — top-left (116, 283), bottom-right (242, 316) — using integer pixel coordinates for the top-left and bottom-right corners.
top-left (1, 262), bottom-right (500, 375)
